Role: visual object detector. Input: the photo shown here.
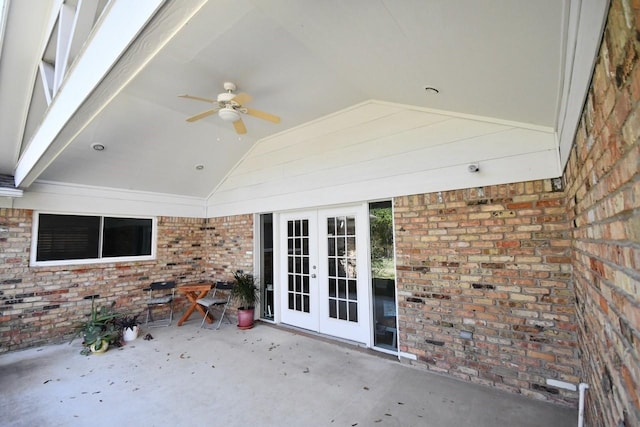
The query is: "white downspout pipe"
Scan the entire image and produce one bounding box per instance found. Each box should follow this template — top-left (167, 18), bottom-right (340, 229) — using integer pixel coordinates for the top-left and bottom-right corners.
top-left (578, 382), bottom-right (589, 427)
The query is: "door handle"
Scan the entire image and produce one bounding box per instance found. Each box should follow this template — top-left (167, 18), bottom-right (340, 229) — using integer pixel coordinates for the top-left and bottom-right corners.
top-left (311, 274), bottom-right (317, 278)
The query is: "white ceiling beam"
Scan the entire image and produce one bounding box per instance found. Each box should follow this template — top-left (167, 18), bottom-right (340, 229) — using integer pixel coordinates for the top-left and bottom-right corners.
top-left (53, 2), bottom-right (75, 94)
top-left (14, 0), bottom-right (168, 188)
top-left (38, 61), bottom-right (54, 105)
top-left (66, 0), bottom-right (101, 73)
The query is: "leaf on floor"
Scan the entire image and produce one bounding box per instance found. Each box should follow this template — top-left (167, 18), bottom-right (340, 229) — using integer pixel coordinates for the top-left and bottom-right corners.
top-left (43, 379), bottom-right (52, 384)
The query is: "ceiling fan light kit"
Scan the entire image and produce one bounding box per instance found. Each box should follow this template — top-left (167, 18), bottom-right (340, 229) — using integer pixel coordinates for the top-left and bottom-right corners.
top-left (180, 81), bottom-right (280, 135)
top-left (218, 107), bottom-right (240, 122)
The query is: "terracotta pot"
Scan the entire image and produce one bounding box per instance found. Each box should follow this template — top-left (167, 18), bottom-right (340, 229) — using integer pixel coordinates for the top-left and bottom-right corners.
top-left (237, 308), bottom-right (255, 329)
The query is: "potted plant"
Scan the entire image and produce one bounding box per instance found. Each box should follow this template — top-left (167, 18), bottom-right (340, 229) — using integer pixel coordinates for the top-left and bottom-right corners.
top-left (230, 271), bottom-right (259, 329)
top-left (70, 298), bottom-right (121, 355)
top-left (116, 313), bottom-right (141, 342)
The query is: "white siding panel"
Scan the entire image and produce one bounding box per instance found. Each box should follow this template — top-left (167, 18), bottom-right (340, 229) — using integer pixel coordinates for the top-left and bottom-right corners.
top-left (223, 116), bottom-right (513, 191)
top-left (207, 149), bottom-right (559, 217)
top-left (217, 123), bottom-right (555, 197)
top-left (251, 102), bottom-right (404, 155)
top-left (240, 109), bottom-right (451, 171)
top-left (207, 101), bottom-right (559, 217)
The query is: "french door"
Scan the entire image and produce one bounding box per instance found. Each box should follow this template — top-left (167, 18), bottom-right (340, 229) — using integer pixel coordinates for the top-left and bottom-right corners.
top-left (279, 205), bottom-right (370, 345)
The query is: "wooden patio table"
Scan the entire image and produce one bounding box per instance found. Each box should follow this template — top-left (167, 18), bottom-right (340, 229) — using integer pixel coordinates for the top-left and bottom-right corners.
top-left (177, 282), bottom-right (215, 326)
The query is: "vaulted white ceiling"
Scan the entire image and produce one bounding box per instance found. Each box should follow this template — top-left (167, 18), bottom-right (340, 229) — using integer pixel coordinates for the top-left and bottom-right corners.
top-left (0, 0), bottom-right (608, 216)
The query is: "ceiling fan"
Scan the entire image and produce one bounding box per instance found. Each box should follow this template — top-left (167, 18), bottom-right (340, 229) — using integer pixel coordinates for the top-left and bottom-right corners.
top-left (179, 82), bottom-right (280, 135)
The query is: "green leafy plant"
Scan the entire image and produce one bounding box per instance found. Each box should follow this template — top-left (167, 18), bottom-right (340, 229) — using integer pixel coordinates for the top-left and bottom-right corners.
top-left (115, 313), bottom-right (140, 330)
top-left (70, 298), bottom-right (122, 355)
top-left (230, 271), bottom-right (259, 309)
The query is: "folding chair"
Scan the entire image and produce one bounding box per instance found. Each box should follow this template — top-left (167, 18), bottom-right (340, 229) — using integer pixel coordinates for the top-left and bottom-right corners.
top-left (144, 281), bottom-right (176, 327)
top-left (196, 281), bottom-right (233, 329)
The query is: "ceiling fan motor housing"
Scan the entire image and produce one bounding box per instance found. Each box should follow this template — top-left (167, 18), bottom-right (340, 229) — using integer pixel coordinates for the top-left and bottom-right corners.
top-left (217, 92), bottom-right (236, 103)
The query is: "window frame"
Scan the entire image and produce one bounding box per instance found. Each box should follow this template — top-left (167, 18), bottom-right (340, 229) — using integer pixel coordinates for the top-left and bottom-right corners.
top-left (30, 212), bottom-right (157, 267)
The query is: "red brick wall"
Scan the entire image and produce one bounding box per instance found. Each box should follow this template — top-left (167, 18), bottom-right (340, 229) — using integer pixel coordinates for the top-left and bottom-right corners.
top-left (0, 211), bottom-right (207, 352)
top-left (204, 214), bottom-right (254, 281)
top-left (395, 180), bottom-right (580, 405)
top-left (0, 210), bottom-right (255, 353)
top-left (565, 1), bottom-right (640, 425)
top-left (203, 214), bottom-right (255, 320)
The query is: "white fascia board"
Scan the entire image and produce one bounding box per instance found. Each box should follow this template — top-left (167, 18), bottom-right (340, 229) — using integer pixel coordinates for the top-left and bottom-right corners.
top-left (557, 0), bottom-right (609, 169)
top-left (0, 188), bottom-right (23, 197)
top-left (15, 181), bottom-right (206, 218)
top-left (14, 0), bottom-right (165, 188)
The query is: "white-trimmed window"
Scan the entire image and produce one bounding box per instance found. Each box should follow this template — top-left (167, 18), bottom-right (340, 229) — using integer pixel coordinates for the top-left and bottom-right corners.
top-left (31, 213), bottom-right (156, 266)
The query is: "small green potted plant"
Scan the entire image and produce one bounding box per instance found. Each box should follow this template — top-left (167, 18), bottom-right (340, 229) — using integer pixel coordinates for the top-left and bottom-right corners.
top-left (70, 298), bottom-right (121, 355)
top-left (116, 313), bottom-right (141, 342)
top-left (230, 271), bottom-right (259, 329)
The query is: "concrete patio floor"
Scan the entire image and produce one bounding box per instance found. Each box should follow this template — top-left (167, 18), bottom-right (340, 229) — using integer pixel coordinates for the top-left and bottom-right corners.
top-left (0, 320), bottom-right (577, 427)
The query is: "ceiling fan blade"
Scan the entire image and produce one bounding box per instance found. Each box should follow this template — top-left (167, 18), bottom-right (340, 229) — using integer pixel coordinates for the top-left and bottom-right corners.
top-left (179, 94), bottom-right (216, 103)
top-left (233, 118), bottom-right (247, 134)
top-left (232, 92), bottom-right (252, 105)
top-left (186, 108), bottom-right (219, 122)
top-left (245, 107), bottom-right (281, 123)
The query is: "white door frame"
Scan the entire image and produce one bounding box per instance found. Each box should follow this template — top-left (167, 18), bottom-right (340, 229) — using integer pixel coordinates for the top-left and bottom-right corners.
top-left (274, 203), bottom-right (372, 347)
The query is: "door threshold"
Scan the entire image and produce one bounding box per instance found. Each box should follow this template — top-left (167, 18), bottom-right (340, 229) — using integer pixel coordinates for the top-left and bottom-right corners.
top-left (263, 322), bottom-right (398, 361)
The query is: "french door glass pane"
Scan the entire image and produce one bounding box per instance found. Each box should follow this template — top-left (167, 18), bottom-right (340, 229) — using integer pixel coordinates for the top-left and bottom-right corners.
top-left (347, 217), bottom-right (356, 235)
top-left (326, 215), bottom-right (358, 323)
top-left (287, 220), bottom-right (310, 313)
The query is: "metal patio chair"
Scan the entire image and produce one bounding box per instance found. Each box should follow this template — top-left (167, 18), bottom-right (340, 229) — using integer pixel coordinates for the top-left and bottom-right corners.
top-left (196, 281), bottom-right (233, 329)
top-left (144, 280), bottom-right (176, 327)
